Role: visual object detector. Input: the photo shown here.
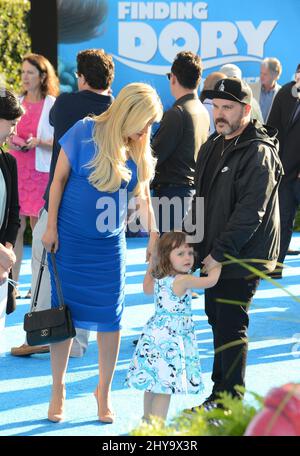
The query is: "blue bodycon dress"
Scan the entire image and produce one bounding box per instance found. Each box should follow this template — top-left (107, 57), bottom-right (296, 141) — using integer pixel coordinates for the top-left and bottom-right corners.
top-left (48, 118), bottom-right (137, 331)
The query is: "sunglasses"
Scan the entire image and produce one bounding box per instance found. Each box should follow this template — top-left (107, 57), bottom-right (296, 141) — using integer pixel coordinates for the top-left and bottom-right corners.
top-left (166, 72), bottom-right (171, 80)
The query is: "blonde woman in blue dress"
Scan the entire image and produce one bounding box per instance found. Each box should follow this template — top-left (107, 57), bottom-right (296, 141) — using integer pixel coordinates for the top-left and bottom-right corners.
top-left (42, 83), bottom-right (162, 423)
top-left (126, 231), bottom-right (221, 421)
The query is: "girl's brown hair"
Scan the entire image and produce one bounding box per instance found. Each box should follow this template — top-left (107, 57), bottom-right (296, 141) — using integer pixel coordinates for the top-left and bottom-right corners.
top-left (152, 231), bottom-right (194, 279)
top-left (22, 53), bottom-right (60, 98)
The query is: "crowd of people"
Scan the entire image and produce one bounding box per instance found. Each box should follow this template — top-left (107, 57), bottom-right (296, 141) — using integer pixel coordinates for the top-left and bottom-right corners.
top-left (0, 48), bottom-right (299, 425)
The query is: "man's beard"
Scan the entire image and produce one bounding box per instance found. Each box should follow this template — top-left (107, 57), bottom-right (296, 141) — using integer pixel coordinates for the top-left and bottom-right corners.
top-left (215, 117), bottom-right (243, 136)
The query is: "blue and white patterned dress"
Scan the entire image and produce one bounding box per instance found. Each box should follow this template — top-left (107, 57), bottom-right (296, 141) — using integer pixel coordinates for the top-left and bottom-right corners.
top-left (125, 276), bottom-right (204, 395)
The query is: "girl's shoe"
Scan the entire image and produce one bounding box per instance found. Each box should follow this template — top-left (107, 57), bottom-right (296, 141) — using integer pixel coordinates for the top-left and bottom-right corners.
top-left (93, 385), bottom-right (115, 423)
top-left (48, 384), bottom-right (66, 422)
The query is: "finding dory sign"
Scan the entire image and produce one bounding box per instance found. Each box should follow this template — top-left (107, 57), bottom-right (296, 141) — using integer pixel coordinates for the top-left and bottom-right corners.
top-left (58, 0), bottom-right (298, 105)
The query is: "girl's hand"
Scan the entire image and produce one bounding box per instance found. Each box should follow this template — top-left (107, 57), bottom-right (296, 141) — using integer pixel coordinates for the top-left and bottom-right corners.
top-left (42, 228), bottom-right (59, 253)
top-left (146, 231), bottom-right (159, 262)
top-left (206, 264), bottom-right (222, 285)
top-left (202, 254), bottom-right (221, 274)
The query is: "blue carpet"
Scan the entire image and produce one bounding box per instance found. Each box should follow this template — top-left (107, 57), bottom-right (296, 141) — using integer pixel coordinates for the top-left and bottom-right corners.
top-left (1, 235), bottom-right (300, 436)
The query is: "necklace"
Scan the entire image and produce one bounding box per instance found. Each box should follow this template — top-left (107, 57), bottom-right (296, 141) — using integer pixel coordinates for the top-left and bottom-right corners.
top-left (221, 135), bottom-right (241, 157)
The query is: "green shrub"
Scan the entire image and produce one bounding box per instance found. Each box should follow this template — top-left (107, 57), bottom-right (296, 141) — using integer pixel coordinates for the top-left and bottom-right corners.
top-left (0, 0), bottom-right (31, 243)
top-left (131, 258), bottom-right (300, 437)
top-left (131, 388), bottom-right (263, 436)
top-left (0, 0), bottom-right (31, 92)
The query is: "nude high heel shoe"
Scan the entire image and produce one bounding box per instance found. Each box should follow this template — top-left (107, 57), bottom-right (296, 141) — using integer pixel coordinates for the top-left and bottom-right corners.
top-left (94, 385), bottom-right (115, 423)
top-left (48, 384), bottom-right (66, 422)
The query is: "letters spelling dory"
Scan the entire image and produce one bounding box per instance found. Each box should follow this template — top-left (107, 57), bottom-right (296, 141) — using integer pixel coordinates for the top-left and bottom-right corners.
top-left (117, 2), bottom-right (277, 73)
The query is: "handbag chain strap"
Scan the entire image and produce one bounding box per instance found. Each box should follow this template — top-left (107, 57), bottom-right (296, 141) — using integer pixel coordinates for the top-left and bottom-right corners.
top-left (50, 250), bottom-right (64, 310)
top-left (31, 249), bottom-right (64, 310)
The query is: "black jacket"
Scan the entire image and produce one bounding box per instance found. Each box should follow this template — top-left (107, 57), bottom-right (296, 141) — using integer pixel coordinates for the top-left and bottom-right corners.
top-left (189, 121), bottom-right (283, 279)
top-left (151, 93), bottom-right (209, 188)
top-left (0, 150), bottom-right (19, 246)
top-left (268, 81), bottom-right (300, 181)
top-left (0, 149), bottom-right (20, 314)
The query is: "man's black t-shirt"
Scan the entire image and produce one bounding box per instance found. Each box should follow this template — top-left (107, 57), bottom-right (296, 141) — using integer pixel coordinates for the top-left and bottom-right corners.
top-left (200, 124), bottom-right (253, 200)
top-left (200, 136), bottom-right (233, 199)
top-left (43, 90), bottom-right (113, 210)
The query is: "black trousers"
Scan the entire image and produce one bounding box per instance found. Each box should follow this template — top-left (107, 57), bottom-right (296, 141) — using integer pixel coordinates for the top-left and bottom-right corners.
top-left (205, 277), bottom-right (260, 398)
top-left (278, 177), bottom-right (300, 265)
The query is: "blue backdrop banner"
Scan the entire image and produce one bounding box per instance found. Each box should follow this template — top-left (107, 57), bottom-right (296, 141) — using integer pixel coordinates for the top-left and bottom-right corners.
top-left (58, 0), bottom-right (299, 108)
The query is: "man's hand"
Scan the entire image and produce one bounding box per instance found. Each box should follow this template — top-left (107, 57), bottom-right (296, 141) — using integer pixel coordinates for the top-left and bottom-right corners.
top-left (202, 254), bottom-right (222, 274)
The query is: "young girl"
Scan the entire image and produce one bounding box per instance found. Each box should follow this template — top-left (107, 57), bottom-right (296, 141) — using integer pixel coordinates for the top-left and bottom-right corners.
top-left (125, 231), bottom-right (221, 421)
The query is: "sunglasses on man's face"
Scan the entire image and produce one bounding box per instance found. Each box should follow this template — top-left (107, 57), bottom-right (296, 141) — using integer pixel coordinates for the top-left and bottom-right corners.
top-left (166, 73), bottom-right (171, 80)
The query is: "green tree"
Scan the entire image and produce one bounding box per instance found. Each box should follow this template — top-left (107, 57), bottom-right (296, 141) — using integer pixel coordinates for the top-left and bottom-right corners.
top-left (0, 0), bottom-right (31, 93)
top-left (0, 0), bottom-right (31, 243)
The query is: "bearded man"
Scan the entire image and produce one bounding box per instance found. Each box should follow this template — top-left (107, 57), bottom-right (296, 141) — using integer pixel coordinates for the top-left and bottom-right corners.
top-left (186, 78), bottom-right (283, 409)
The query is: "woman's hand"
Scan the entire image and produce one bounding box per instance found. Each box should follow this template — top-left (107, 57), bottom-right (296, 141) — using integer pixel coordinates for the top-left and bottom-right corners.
top-left (6, 137), bottom-right (24, 151)
top-left (42, 227), bottom-right (59, 253)
top-left (0, 243), bottom-right (16, 270)
top-left (146, 231), bottom-right (159, 262)
top-left (25, 136), bottom-right (40, 149)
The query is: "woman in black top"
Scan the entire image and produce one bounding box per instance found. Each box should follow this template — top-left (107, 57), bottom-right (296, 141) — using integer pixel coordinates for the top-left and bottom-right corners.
top-left (0, 89), bottom-right (24, 321)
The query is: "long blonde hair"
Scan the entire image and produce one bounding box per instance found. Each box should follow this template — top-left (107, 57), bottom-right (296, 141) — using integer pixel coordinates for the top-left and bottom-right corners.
top-left (87, 83), bottom-right (163, 196)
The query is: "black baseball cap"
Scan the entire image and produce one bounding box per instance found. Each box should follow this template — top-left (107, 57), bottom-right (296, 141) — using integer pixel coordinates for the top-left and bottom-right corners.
top-left (202, 77), bottom-right (252, 105)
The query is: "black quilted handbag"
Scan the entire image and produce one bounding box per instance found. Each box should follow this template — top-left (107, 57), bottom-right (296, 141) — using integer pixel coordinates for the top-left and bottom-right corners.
top-left (24, 249), bottom-right (76, 346)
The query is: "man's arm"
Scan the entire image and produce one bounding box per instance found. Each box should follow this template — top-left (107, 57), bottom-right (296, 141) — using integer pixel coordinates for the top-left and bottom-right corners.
top-left (151, 107), bottom-right (183, 166)
top-left (183, 141), bottom-right (207, 235)
top-left (49, 93), bottom-right (60, 127)
top-left (268, 89), bottom-right (283, 132)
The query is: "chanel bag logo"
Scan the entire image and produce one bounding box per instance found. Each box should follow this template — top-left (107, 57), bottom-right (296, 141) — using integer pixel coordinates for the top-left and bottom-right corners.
top-left (23, 250), bottom-right (76, 346)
